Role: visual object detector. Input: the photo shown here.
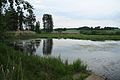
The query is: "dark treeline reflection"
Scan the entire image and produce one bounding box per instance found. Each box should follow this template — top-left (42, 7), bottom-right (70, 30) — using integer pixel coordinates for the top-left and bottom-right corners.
top-left (13, 39), bottom-right (53, 55)
top-left (13, 40), bottom-right (41, 55)
top-left (43, 39), bottom-right (53, 55)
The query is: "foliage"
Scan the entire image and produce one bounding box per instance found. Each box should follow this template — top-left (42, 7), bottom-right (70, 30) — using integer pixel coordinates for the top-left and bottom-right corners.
top-left (5, 8), bottom-right (18, 31)
top-left (43, 14), bottom-right (54, 32)
top-left (0, 0), bottom-right (36, 31)
top-left (35, 21), bottom-right (41, 33)
top-left (24, 5), bottom-right (36, 31)
top-left (78, 26), bottom-right (119, 30)
top-left (54, 28), bottom-right (67, 33)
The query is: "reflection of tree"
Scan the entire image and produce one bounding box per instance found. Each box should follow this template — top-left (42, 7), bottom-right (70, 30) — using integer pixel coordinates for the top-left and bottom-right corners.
top-left (14, 42), bottom-right (24, 52)
top-left (35, 40), bottom-right (41, 48)
top-left (43, 39), bottom-right (53, 55)
top-left (14, 40), bottom-right (41, 55)
top-left (25, 42), bottom-right (36, 55)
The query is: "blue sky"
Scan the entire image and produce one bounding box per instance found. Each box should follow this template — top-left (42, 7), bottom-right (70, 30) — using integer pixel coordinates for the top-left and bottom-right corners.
top-left (26, 0), bottom-right (120, 28)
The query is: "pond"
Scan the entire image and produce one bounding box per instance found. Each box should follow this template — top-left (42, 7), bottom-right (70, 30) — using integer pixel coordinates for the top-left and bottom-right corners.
top-left (13, 39), bottom-right (120, 80)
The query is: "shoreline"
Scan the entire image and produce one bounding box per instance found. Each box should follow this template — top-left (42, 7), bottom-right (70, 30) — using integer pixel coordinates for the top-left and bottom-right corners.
top-left (6, 31), bottom-right (120, 41)
top-left (86, 74), bottom-right (108, 80)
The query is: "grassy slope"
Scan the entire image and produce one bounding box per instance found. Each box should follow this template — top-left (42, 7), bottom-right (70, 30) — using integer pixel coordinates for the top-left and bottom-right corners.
top-left (0, 43), bottom-right (89, 80)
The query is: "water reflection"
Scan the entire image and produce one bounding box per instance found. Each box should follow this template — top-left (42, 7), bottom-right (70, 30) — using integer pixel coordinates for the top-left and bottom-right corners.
top-left (43, 39), bottom-right (53, 55)
top-left (13, 39), bottom-right (53, 55)
top-left (35, 40), bottom-right (41, 48)
top-left (13, 40), bottom-right (41, 55)
top-left (24, 41), bottom-right (36, 55)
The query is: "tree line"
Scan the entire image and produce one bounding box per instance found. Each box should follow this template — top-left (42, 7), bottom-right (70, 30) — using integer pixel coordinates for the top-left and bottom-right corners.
top-left (77, 26), bottom-right (119, 30)
top-left (54, 26), bottom-right (119, 32)
top-left (0, 0), bottom-right (36, 31)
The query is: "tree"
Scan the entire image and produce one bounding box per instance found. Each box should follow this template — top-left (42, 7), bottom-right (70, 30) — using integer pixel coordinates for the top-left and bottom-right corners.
top-left (24, 1), bottom-right (36, 31)
top-left (17, 6), bottom-right (24, 30)
top-left (42, 14), bottom-right (53, 32)
top-left (0, 0), bottom-right (36, 31)
top-left (5, 8), bottom-right (18, 31)
top-left (16, 0), bottom-right (36, 31)
top-left (78, 26), bottom-right (90, 30)
top-left (54, 28), bottom-right (66, 33)
top-left (0, 0), bottom-right (7, 31)
top-left (35, 21), bottom-right (40, 33)
top-left (0, 0), bottom-right (36, 42)
top-left (95, 26), bottom-right (101, 30)
top-left (25, 13), bottom-right (36, 31)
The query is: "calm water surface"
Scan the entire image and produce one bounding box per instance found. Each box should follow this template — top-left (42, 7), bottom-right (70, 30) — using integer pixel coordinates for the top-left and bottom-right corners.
top-left (14, 39), bottom-right (120, 80)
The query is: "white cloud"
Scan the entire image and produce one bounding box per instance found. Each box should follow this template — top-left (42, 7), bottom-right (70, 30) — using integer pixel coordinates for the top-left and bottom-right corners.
top-left (25, 0), bottom-right (120, 28)
top-left (53, 15), bottom-right (120, 28)
top-left (25, 0), bottom-right (42, 5)
top-left (41, 0), bottom-right (120, 15)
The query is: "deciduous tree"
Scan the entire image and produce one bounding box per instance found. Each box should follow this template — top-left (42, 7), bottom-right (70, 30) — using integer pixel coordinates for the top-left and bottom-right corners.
top-left (42, 14), bottom-right (53, 32)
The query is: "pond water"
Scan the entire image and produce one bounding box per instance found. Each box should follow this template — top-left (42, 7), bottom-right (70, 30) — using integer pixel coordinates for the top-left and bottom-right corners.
top-left (14, 39), bottom-right (120, 80)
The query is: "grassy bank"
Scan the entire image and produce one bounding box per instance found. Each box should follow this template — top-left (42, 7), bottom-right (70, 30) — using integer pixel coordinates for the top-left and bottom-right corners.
top-left (79, 30), bottom-right (120, 35)
top-left (0, 43), bottom-right (90, 80)
top-left (12, 32), bottom-right (120, 41)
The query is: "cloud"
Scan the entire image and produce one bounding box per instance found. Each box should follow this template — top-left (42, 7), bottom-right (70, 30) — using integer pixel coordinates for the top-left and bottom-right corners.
top-left (53, 15), bottom-right (120, 28)
top-left (25, 0), bottom-right (120, 28)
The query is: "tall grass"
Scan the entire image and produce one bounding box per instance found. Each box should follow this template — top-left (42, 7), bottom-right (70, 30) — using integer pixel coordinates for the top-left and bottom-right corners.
top-left (0, 43), bottom-right (90, 80)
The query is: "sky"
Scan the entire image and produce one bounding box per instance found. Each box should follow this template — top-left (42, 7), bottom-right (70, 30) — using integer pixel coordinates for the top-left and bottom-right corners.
top-left (26, 0), bottom-right (120, 28)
